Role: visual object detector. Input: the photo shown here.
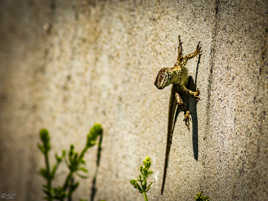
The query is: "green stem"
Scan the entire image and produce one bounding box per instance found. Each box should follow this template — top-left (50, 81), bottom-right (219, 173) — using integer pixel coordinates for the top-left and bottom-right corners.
top-left (44, 151), bottom-right (53, 201)
top-left (143, 192), bottom-right (148, 201)
top-left (63, 171), bottom-right (73, 191)
top-left (96, 133), bottom-right (103, 166)
top-left (67, 177), bottom-right (74, 201)
top-left (78, 147), bottom-right (88, 161)
top-left (90, 134), bottom-right (103, 201)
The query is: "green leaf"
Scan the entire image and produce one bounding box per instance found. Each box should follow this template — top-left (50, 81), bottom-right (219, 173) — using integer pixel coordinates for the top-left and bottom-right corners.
top-left (39, 129), bottom-right (51, 150)
top-left (130, 156), bottom-right (153, 195)
top-left (143, 156), bottom-right (151, 168)
top-left (130, 179), bottom-right (137, 186)
top-left (90, 123), bottom-right (103, 136)
top-left (68, 144), bottom-right (75, 165)
top-left (53, 186), bottom-right (67, 199)
top-left (80, 159), bottom-right (86, 165)
top-left (39, 168), bottom-right (49, 178)
top-left (146, 182), bottom-right (153, 192)
top-left (62, 150), bottom-right (66, 157)
top-left (79, 167), bottom-right (88, 173)
top-left (38, 124), bottom-right (105, 201)
top-left (42, 184), bottom-right (48, 191)
top-left (142, 179), bottom-right (147, 191)
top-left (137, 184), bottom-right (143, 193)
top-left (42, 184), bottom-right (51, 196)
top-left (86, 123), bottom-right (103, 148)
top-left (70, 182), bottom-right (79, 192)
top-left (51, 160), bottom-right (62, 178)
top-left (195, 192), bottom-right (210, 201)
top-left (73, 152), bottom-right (78, 161)
top-left (138, 175), bottom-right (142, 182)
top-left (55, 153), bottom-right (63, 162)
top-left (76, 173), bottom-right (89, 179)
top-left (37, 144), bottom-right (45, 153)
top-left (69, 144), bottom-right (74, 155)
top-left (40, 129), bottom-right (49, 141)
top-left (130, 179), bottom-right (143, 192)
top-left (139, 166), bottom-right (143, 174)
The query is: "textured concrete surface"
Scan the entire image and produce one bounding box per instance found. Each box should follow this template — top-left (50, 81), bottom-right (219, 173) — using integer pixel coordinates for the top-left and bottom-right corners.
top-left (0, 0), bottom-right (267, 201)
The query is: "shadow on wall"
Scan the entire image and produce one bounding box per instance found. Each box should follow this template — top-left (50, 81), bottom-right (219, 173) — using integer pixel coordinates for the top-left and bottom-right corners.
top-left (189, 75), bottom-right (199, 161)
top-left (174, 54), bottom-right (202, 161)
top-left (190, 53), bottom-right (202, 161)
top-left (173, 75), bottom-right (199, 160)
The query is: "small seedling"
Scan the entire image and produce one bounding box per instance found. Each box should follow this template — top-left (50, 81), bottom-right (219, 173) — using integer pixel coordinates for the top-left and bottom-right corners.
top-left (130, 156), bottom-right (153, 201)
top-left (195, 191), bottom-right (210, 201)
top-left (38, 123), bottom-right (103, 201)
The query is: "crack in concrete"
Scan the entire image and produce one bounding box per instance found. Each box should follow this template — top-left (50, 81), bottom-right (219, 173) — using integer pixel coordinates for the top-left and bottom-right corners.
top-left (206, 0), bottom-right (220, 131)
top-left (203, 0), bottom-right (220, 192)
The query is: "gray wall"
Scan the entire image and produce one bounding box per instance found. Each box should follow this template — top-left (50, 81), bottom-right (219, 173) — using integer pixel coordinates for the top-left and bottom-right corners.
top-left (0, 0), bottom-right (267, 201)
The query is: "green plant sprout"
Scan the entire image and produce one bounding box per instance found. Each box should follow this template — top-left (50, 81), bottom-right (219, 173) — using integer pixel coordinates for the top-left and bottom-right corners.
top-left (130, 156), bottom-right (153, 201)
top-left (90, 124), bottom-right (104, 201)
top-left (195, 191), bottom-right (210, 201)
top-left (38, 123), bottom-right (103, 201)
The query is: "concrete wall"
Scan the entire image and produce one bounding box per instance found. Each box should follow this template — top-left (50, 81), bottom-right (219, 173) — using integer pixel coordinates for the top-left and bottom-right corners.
top-left (0, 0), bottom-right (267, 201)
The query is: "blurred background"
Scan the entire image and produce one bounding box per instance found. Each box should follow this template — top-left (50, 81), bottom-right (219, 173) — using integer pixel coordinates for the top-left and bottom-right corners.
top-left (0, 0), bottom-right (267, 201)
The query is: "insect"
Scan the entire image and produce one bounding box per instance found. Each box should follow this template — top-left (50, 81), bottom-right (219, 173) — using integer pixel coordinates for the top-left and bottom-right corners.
top-left (154, 35), bottom-right (201, 194)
